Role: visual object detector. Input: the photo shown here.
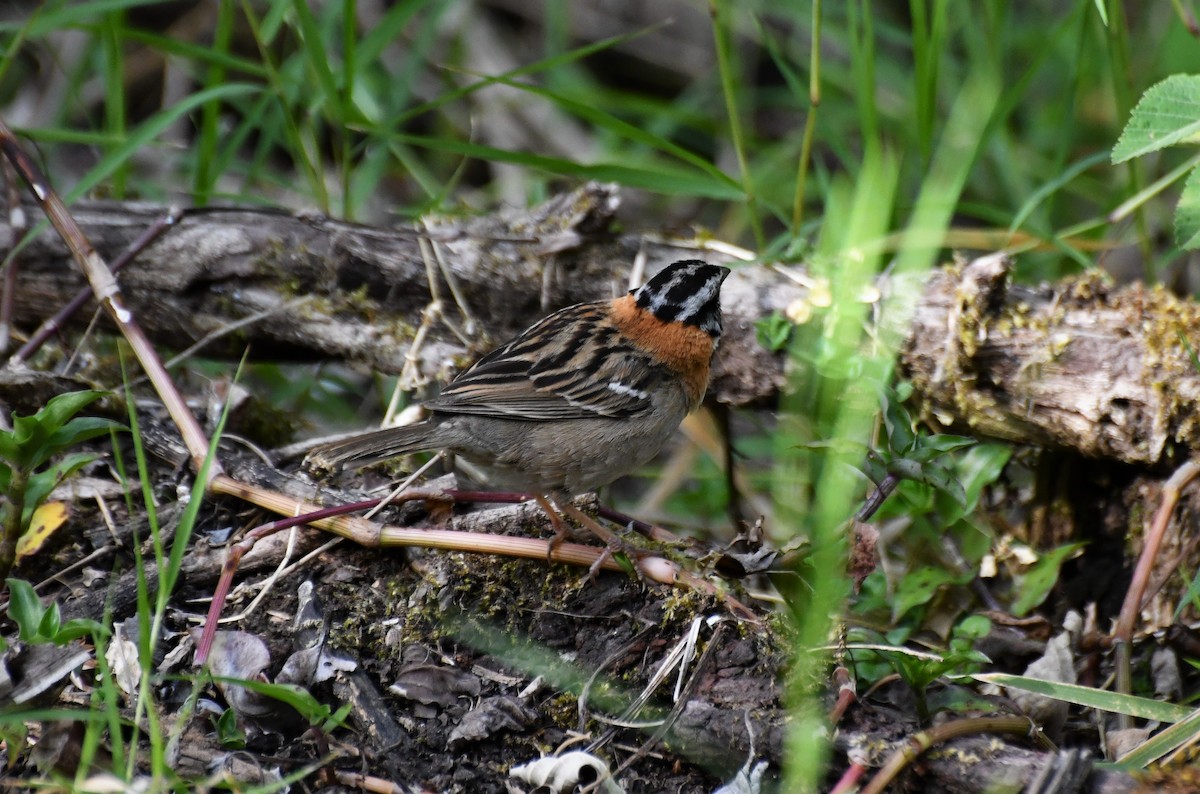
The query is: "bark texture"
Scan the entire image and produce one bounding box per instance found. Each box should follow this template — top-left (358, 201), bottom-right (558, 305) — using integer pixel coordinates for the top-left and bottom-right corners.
top-left (5, 189), bottom-right (1200, 466)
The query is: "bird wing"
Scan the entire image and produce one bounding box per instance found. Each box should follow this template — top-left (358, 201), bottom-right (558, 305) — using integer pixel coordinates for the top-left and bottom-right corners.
top-left (424, 302), bottom-right (662, 421)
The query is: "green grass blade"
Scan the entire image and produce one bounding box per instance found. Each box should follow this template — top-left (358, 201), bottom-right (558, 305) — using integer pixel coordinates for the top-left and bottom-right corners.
top-left (712, 0), bottom-right (763, 248)
top-left (466, 72), bottom-right (741, 192)
top-left (0, 0), bottom-right (164, 36)
top-left (1008, 150), bottom-right (1110, 238)
top-left (194, 0), bottom-right (237, 204)
top-left (392, 133), bottom-right (745, 199)
top-left (1116, 704), bottom-right (1200, 768)
top-left (43, 83), bottom-right (260, 203)
top-left (974, 673), bottom-right (1192, 723)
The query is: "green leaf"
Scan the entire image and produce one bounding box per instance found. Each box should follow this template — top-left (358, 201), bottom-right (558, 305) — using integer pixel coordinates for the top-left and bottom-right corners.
top-left (883, 399), bottom-right (916, 454)
top-left (0, 435), bottom-right (17, 464)
top-left (51, 618), bottom-right (108, 644)
top-left (892, 566), bottom-right (962, 622)
top-left (322, 702), bottom-right (354, 733)
top-left (44, 83), bottom-right (261, 205)
top-left (391, 133), bottom-right (746, 200)
top-left (916, 435), bottom-right (977, 456)
top-left (289, 0), bottom-right (343, 120)
top-left (974, 672), bottom-right (1192, 723)
top-left (31, 392), bottom-right (107, 437)
top-left (956, 443), bottom-right (1013, 513)
top-left (1115, 704), bottom-right (1200, 768)
top-left (475, 72), bottom-right (740, 193)
top-left (2, 392), bottom-right (114, 470)
top-left (0, 0), bottom-right (166, 36)
top-left (1112, 75), bottom-right (1200, 163)
top-left (41, 417), bottom-right (124, 464)
top-left (6, 578), bottom-right (46, 643)
top-left (37, 602), bottom-right (61, 641)
top-left (21, 454), bottom-right (98, 525)
top-left (1175, 563), bottom-right (1200, 621)
top-left (954, 614), bottom-right (992, 642)
top-left (9, 414), bottom-right (48, 467)
top-left (209, 676), bottom-right (331, 726)
top-left (121, 27), bottom-right (268, 78)
top-left (1011, 542), bottom-right (1086, 616)
top-left (1176, 164), bottom-right (1200, 250)
top-left (215, 708), bottom-right (246, 749)
top-left (886, 457), bottom-right (924, 481)
top-left (755, 312), bottom-right (793, 352)
top-left (920, 461), bottom-right (967, 507)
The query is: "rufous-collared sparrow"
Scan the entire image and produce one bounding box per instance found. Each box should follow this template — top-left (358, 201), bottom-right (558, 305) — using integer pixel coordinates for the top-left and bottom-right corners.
top-left (308, 259), bottom-right (730, 512)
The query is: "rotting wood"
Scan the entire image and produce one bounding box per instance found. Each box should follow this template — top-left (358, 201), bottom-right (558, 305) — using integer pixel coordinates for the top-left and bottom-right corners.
top-left (4, 188), bottom-right (1200, 467)
top-left (901, 253), bottom-right (1200, 467)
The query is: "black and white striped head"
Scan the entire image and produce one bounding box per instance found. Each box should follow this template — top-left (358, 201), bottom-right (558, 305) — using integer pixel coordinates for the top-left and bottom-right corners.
top-left (632, 260), bottom-right (730, 337)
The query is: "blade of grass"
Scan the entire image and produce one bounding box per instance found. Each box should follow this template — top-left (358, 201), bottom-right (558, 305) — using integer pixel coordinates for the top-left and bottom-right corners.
top-left (119, 354), bottom-right (162, 781)
top-left (341, 0), bottom-right (356, 212)
top-left (848, 0), bottom-right (879, 146)
top-left (0, 0), bottom-right (164, 36)
top-left (238, 0), bottom-right (329, 211)
top-left (194, 0), bottom-right (236, 205)
top-left (357, 0), bottom-right (436, 67)
top-left (1117, 705), bottom-right (1200, 768)
top-left (459, 71), bottom-right (741, 193)
top-left (785, 69), bottom-right (997, 792)
top-left (290, 0), bottom-right (345, 121)
top-left (1007, 150), bottom-right (1110, 240)
top-left (391, 133), bottom-right (746, 199)
top-left (783, 142), bottom-right (901, 793)
top-left (711, 0), bottom-right (764, 248)
top-left (121, 27), bottom-right (268, 78)
top-left (100, 7), bottom-right (127, 197)
top-left (66, 83), bottom-right (259, 203)
top-left (975, 673), bottom-right (1192, 723)
top-left (365, 22), bottom-right (672, 134)
top-left (909, 0), bottom-right (950, 163)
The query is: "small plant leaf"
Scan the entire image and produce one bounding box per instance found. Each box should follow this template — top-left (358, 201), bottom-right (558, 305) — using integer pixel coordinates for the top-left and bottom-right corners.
top-left (1177, 164), bottom-right (1200, 250)
top-left (6, 578), bottom-right (46, 643)
top-left (16, 501), bottom-right (69, 561)
top-left (974, 672), bottom-right (1192, 723)
top-left (921, 461), bottom-right (967, 507)
top-left (1011, 542), bottom-right (1086, 616)
top-left (215, 708), bottom-right (247, 748)
top-left (883, 399), bottom-right (916, 455)
top-left (1112, 75), bottom-right (1200, 163)
top-left (210, 676), bottom-right (334, 726)
top-left (916, 435), bottom-right (977, 456)
top-left (21, 454), bottom-right (98, 527)
top-left (892, 566), bottom-right (963, 623)
top-left (755, 312), bottom-right (793, 352)
top-left (45, 416), bottom-right (124, 454)
top-left (51, 617), bottom-right (107, 644)
top-left (0, 435), bottom-right (17, 464)
top-left (37, 602), bottom-right (61, 640)
top-left (33, 391), bottom-right (107, 437)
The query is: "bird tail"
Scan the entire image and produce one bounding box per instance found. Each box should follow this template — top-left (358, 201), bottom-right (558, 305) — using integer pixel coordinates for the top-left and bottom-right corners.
top-left (305, 425), bottom-right (436, 471)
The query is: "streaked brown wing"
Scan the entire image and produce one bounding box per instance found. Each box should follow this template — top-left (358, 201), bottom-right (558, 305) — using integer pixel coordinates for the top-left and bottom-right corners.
top-left (424, 302), bottom-right (661, 421)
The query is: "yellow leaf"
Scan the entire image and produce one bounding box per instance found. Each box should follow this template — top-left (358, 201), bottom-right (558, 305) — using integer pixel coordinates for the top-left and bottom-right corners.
top-left (17, 502), bottom-right (69, 561)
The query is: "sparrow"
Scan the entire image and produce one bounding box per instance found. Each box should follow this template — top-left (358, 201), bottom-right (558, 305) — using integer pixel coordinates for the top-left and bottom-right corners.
top-left (307, 259), bottom-right (730, 505)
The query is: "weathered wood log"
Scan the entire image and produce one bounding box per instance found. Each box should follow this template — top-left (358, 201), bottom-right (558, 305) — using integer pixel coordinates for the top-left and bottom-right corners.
top-left (4, 186), bottom-right (1200, 466)
top-left (901, 253), bottom-right (1200, 467)
top-left (1, 183), bottom-right (785, 409)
